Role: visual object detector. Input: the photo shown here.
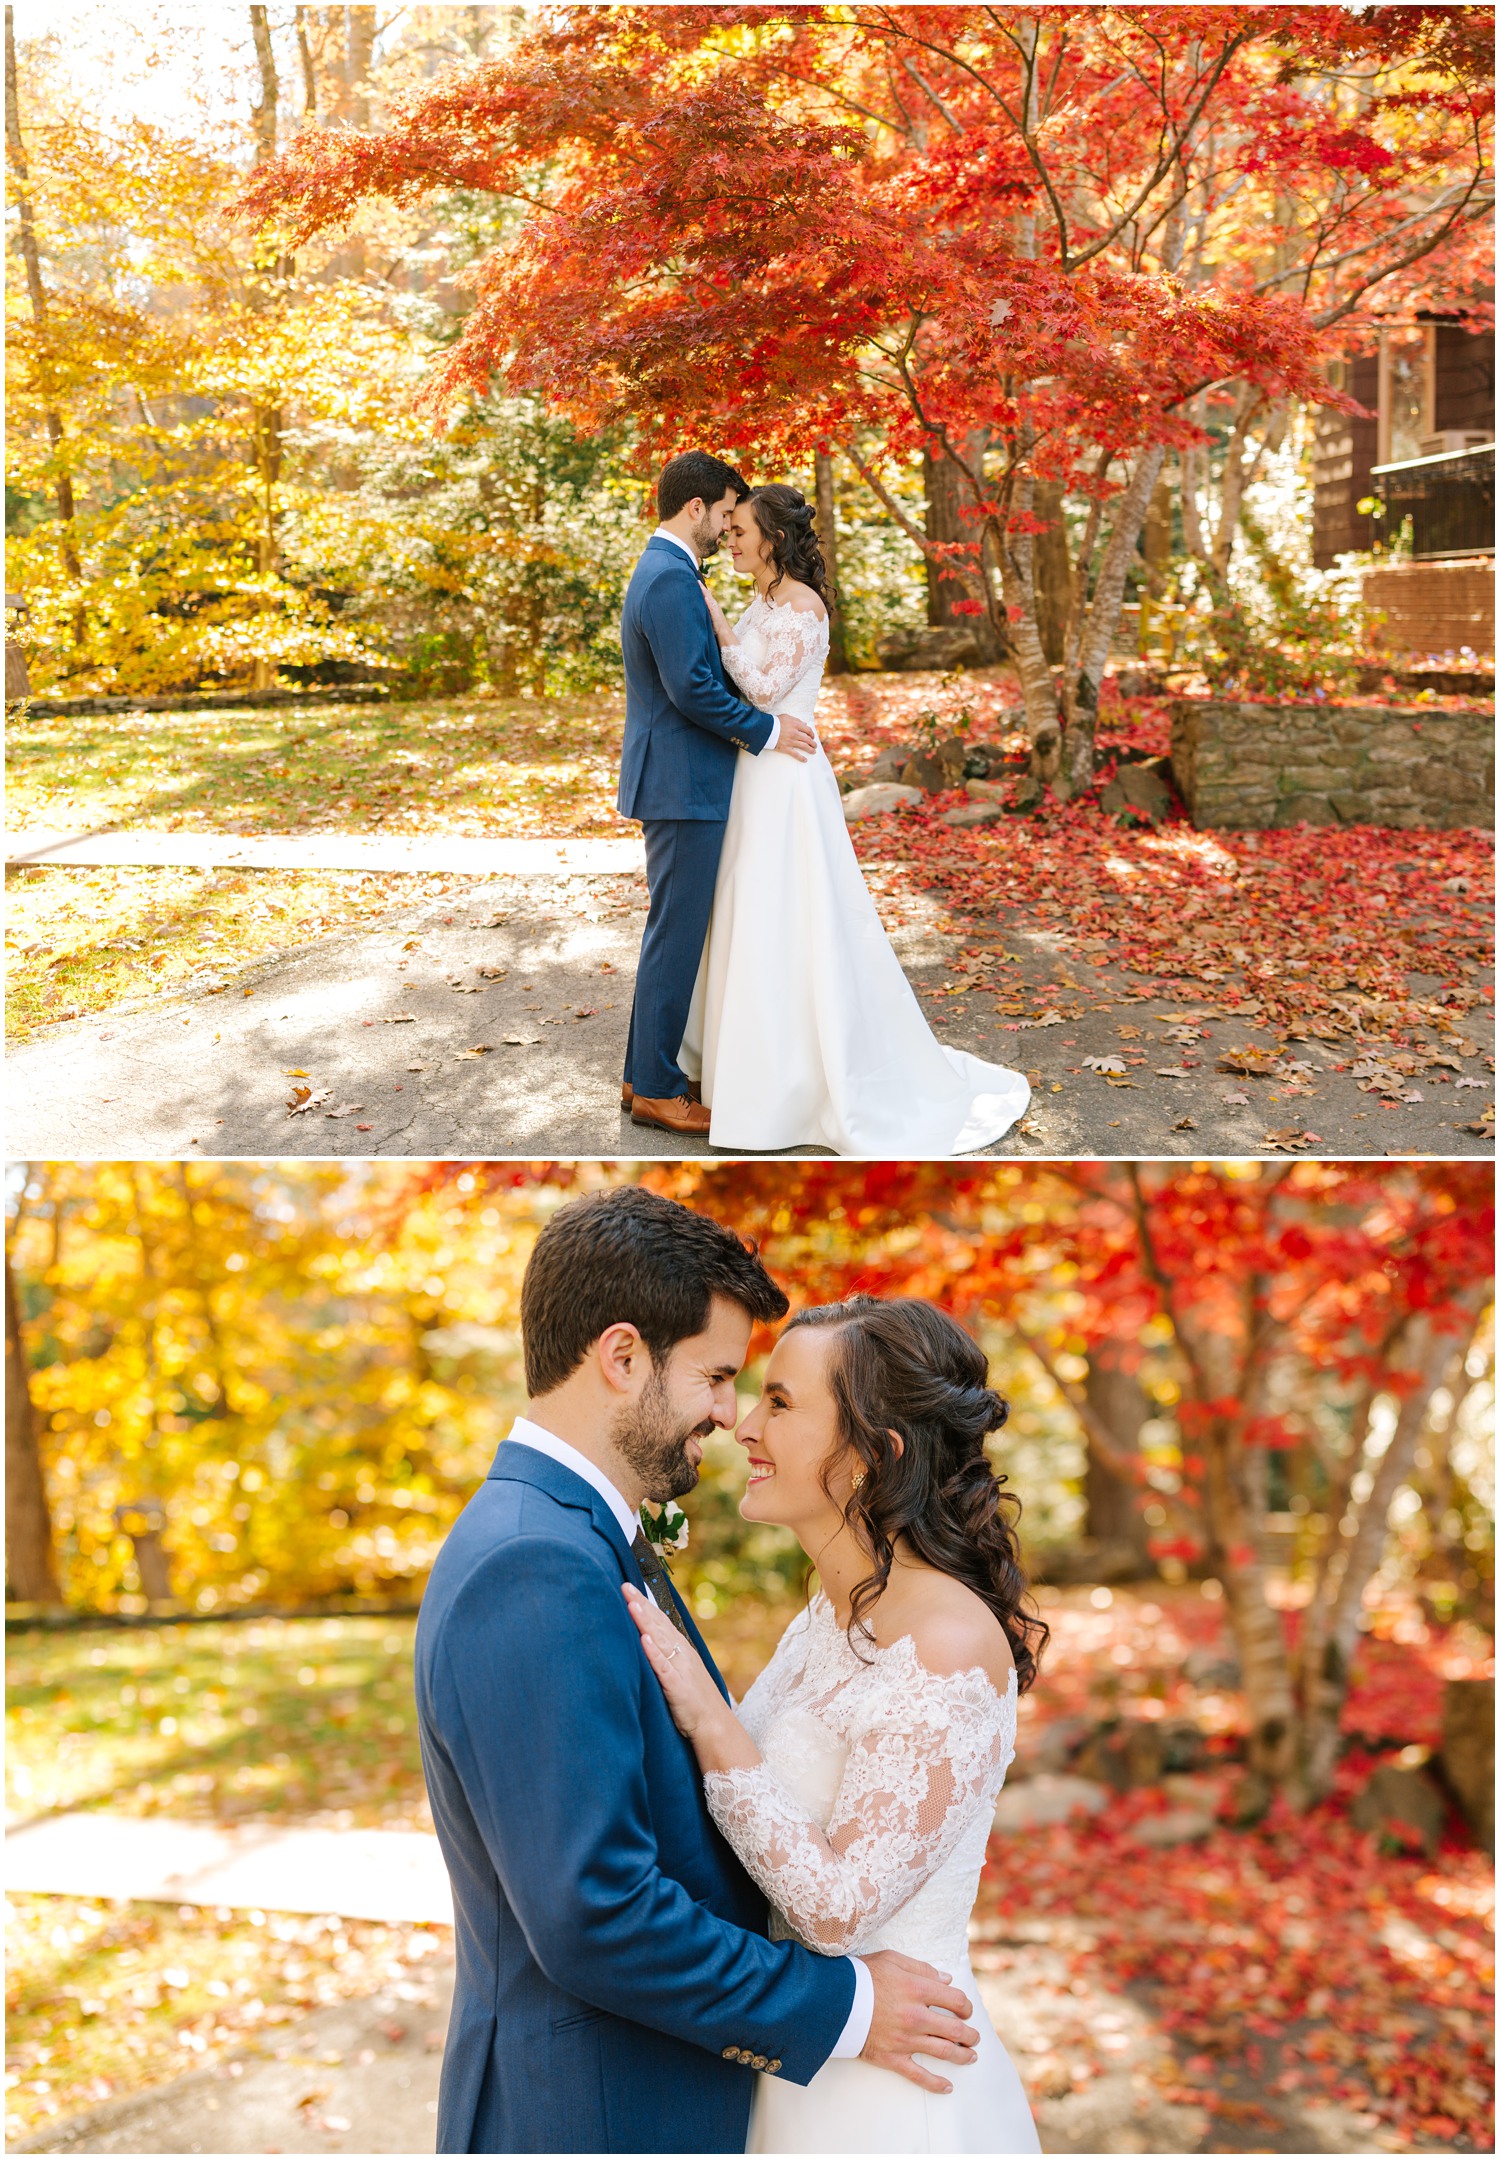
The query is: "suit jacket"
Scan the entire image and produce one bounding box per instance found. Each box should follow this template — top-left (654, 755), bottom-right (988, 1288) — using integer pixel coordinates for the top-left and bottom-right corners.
top-left (618, 536), bottom-right (775, 822)
top-left (414, 1441), bottom-right (857, 2154)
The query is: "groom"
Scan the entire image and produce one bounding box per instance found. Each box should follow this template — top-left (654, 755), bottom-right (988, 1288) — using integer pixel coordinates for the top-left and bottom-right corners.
top-left (415, 1187), bottom-right (980, 2154)
top-left (618, 451), bottom-right (817, 1138)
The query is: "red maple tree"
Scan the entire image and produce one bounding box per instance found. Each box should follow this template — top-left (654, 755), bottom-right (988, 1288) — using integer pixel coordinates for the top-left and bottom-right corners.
top-left (420, 1159), bottom-right (1492, 1806)
top-left (244, 6), bottom-right (1493, 795)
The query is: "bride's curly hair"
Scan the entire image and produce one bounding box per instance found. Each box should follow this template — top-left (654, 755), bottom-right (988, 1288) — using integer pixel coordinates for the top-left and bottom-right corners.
top-left (787, 1295), bottom-right (1048, 1693)
top-left (746, 483), bottom-right (833, 608)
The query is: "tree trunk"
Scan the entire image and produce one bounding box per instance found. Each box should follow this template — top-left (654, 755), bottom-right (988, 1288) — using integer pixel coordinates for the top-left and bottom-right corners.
top-left (249, 4), bottom-right (278, 163)
top-left (1032, 480), bottom-right (1070, 667)
top-left (5, 1245), bottom-right (62, 1606)
top-left (813, 452), bottom-right (848, 674)
top-left (248, 4), bottom-right (287, 693)
top-left (1061, 440), bottom-right (1168, 798)
top-left (4, 4), bottom-right (86, 648)
top-left (1082, 1357), bottom-right (1153, 1573)
top-left (294, 4), bottom-right (317, 117)
top-left (1298, 1313), bottom-right (1478, 1797)
top-left (924, 444), bottom-right (1004, 662)
top-left (995, 433), bottom-right (1064, 783)
top-left (1203, 1422), bottom-right (1304, 1800)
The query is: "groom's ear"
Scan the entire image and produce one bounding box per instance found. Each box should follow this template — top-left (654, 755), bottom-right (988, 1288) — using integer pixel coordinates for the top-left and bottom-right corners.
top-left (597, 1321), bottom-right (648, 1396)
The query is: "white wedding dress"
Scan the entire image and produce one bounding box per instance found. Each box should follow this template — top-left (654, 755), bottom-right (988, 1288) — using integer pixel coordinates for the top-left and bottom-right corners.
top-left (705, 1594), bottom-right (1041, 2155)
top-left (677, 594), bottom-right (1030, 1155)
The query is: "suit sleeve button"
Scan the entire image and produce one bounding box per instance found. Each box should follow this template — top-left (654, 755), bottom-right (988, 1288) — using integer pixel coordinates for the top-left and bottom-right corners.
top-left (753, 2055), bottom-right (768, 2070)
top-left (722, 2047), bottom-right (737, 2060)
top-left (768, 2060), bottom-right (782, 2073)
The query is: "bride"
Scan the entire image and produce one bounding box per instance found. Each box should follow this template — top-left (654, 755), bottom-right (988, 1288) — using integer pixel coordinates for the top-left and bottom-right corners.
top-left (623, 1295), bottom-right (1045, 2156)
top-left (678, 483), bottom-right (1030, 1156)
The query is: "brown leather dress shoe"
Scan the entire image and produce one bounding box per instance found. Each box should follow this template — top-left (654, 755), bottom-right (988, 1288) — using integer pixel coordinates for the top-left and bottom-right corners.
top-left (630, 1092), bottom-right (712, 1136)
top-left (622, 1080), bottom-right (701, 1111)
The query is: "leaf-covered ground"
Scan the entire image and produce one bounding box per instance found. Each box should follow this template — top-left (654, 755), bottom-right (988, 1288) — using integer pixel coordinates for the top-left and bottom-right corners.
top-left (6, 1594), bottom-right (1492, 2149)
top-left (994, 1587), bottom-right (1495, 2154)
top-left (9, 682), bottom-right (1492, 1106)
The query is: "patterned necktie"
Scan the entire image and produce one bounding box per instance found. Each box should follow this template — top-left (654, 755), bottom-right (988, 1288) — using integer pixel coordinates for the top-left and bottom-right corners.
top-left (631, 1528), bottom-right (691, 1638)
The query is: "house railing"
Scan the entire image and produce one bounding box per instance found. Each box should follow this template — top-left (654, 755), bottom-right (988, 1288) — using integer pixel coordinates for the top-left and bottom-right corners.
top-left (1371, 442), bottom-right (1495, 561)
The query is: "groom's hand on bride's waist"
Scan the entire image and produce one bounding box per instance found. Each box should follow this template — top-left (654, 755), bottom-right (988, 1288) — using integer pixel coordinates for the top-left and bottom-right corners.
top-left (771, 714), bottom-right (817, 761)
top-left (858, 1949), bottom-right (979, 2094)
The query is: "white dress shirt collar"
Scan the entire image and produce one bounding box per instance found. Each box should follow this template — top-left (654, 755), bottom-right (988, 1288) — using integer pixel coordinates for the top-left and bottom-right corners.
top-left (505, 1415), bottom-right (640, 1545)
top-left (653, 525), bottom-right (701, 566)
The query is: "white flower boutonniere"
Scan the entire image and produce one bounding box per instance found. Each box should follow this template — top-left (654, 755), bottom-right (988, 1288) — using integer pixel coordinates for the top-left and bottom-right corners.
top-left (640, 1500), bottom-right (690, 1562)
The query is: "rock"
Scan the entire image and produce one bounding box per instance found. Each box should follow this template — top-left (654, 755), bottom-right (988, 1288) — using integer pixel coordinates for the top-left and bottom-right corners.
top-left (967, 740), bottom-right (1012, 777)
top-left (936, 733), bottom-right (971, 783)
top-left (1073, 1722), bottom-right (1165, 1792)
top-left (899, 753), bottom-right (946, 793)
top-left (1223, 1769), bottom-right (1273, 1828)
top-left (1440, 1679), bottom-right (1494, 1848)
top-left (1162, 1772), bottom-right (1229, 1813)
top-left (1129, 1806), bottom-right (1216, 1848)
top-left (867, 745), bottom-right (912, 783)
top-left (963, 778), bottom-right (1010, 803)
top-left (1159, 1720), bottom-right (1210, 1774)
top-left (1182, 1648), bottom-right (1242, 1691)
top-left (1351, 1761), bottom-right (1448, 1855)
top-left (876, 625), bottom-right (981, 672)
top-left (1101, 755), bottom-right (1174, 825)
top-left (1028, 1715), bottom-right (1096, 1775)
top-left (1010, 777), bottom-right (1044, 813)
top-left (941, 801), bottom-right (1004, 829)
top-left (993, 1773), bottom-right (1110, 1833)
top-left (842, 783), bottom-right (924, 823)
top-left (1112, 667), bottom-right (1162, 698)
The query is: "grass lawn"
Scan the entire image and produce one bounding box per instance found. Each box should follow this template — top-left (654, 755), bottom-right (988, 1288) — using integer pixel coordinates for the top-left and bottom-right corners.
top-left (6, 694), bottom-right (624, 840)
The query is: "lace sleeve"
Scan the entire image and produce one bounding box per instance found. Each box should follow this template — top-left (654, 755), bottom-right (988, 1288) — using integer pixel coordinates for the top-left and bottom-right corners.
top-left (721, 605), bottom-right (827, 709)
top-left (703, 1669), bottom-right (1009, 1955)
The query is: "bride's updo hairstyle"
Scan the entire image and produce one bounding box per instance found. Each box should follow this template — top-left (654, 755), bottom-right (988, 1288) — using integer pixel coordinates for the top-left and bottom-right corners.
top-left (746, 483), bottom-right (833, 608)
top-left (787, 1295), bottom-right (1048, 1692)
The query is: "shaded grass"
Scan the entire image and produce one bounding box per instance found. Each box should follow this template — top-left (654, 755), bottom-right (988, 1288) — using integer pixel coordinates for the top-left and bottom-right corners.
top-left (6, 1616), bottom-right (428, 1829)
top-left (7, 694), bottom-right (625, 840)
top-left (4, 1895), bottom-right (450, 2145)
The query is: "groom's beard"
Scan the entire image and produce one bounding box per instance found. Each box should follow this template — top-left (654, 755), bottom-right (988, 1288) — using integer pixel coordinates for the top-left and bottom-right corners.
top-left (612, 1366), bottom-right (712, 1502)
top-left (690, 512), bottom-right (722, 562)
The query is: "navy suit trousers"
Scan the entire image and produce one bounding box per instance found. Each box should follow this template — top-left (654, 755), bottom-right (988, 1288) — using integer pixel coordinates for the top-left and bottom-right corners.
top-left (624, 817), bottom-right (726, 1100)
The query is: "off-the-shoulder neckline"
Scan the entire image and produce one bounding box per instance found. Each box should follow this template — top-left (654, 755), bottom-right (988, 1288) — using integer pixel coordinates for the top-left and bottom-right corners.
top-left (747, 590), bottom-right (830, 626)
top-left (804, 1589), bottom-right (1018, 1704)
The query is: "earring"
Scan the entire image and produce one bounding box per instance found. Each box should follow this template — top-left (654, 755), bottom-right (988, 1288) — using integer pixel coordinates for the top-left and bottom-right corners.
top-left (850, 1468), bottom-right (866, 1490)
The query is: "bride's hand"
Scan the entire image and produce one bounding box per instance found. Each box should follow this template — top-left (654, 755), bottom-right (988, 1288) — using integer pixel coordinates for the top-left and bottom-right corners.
top-left (623, 1585), bottom-right (759, 1774)
top-left (700, 581), bottom-right (734, 647)
top-left (623, 1584), bottom-right (724, 1737)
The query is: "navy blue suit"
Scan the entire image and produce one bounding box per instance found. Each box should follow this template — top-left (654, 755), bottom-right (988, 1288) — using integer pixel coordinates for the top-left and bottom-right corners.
top-left (414, 1442), bottom-right (856, 2154)
top-left (618, 536), bottom-right (776, 1100)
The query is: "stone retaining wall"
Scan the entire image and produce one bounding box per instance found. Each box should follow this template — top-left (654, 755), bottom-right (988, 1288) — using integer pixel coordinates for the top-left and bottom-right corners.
top-left (1170, 699), bottom-right (1494, 829)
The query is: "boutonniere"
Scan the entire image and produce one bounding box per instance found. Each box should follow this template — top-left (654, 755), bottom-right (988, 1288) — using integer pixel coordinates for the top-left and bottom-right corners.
top-left (640, 1500), bottom-right (690, 1561)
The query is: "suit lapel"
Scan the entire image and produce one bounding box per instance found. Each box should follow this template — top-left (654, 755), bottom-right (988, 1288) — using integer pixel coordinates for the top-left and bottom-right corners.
top-left (488, 1440), bottom-right (731, 1702)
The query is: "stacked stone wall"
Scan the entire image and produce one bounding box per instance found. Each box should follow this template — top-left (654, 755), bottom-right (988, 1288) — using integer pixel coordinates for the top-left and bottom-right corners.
top-left (1170, 699), bottom-right (1494, 829)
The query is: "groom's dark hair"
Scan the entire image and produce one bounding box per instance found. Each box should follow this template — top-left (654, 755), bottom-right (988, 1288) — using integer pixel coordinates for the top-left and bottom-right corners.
top-left (657, 450), bottom-right (749, 522)
top-left (521, 1188), bottom-right (788, 1396)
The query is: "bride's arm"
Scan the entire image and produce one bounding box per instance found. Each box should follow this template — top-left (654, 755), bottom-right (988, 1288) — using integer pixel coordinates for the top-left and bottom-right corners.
top-left (702, 1697), bottom-right (1003, 1956)
top-left (626, 1588), bottom-right (1004, 1956)
top-left (708, 592), bottom-right (827, 712)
